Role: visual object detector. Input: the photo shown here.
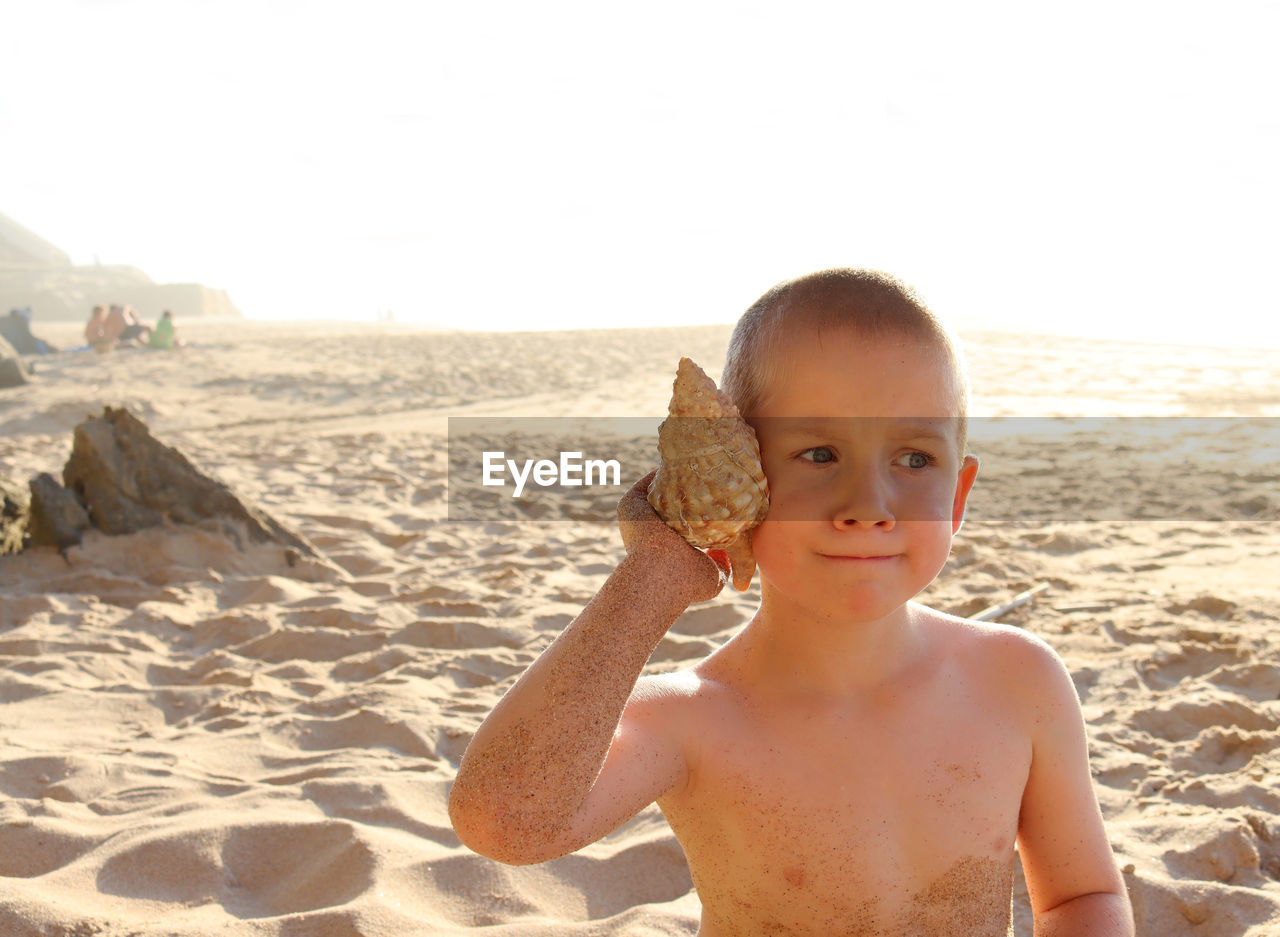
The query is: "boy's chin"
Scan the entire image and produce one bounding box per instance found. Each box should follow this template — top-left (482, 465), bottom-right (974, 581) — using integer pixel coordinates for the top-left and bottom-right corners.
top-left (761, 581), bottom-right (916, 627)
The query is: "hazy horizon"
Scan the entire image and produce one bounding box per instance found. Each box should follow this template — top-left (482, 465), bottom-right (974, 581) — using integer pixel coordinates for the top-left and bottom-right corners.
top-left (4, 0), bottom-right (1277, 348)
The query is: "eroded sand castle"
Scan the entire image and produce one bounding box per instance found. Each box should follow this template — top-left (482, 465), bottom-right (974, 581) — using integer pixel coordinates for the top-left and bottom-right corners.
top-left (647, 356), bottom-right (770, 591)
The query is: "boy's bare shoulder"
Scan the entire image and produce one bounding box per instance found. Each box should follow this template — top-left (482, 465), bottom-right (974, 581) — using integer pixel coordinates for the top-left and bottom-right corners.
top-left (627, 663), bottom-right (746, 736)
top-left (917, 599), bottom-right (1055, 647)
top-left (917, 602), bottom-right (1075, 699)
top-left (623, 669), bottom-right (734, 796)
top-left (632, 668), bottom-right (704, 702)
top-left (626, 668), bottom-right (728, 726)
top-left (633, 664), bottom-right (740, 708)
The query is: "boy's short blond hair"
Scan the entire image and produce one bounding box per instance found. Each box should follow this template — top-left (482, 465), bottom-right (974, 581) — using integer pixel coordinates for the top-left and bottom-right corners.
top-left (722, 268), bottom-right (970, 450)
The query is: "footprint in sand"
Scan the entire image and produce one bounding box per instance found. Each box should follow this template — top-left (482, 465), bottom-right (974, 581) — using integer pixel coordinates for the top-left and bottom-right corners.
top-left (393, 618), bottom-right (527, 651)
top-left (0, 594), bottom-right (61, 629)
top-left (302, 776), bottom-right (459, 844)
top-left (0, 676), bottom-right (49, 704)
top-left (1208, 662), bottom-right (1280, 703)
top-left (413, 852), bottom-right (552, 924)
top-left (412, 599), bottom-right (493, 618)
top-left (286, 709), bottom-right (435, 759)
top-left (190, 612), bottom-right (274, 650)
top-left (534, 612), bottom-right (575, 632)
top-left (395, 584), bottom-right (472, 603)
top-left (216, 575), bottom-right (315, 609)
top-left (233, 627), bottom-right (386, 664)
top-left (418, 836), bottom-right (692, 927)
top-left (651, 632), bottom-right (716, 666)
top-left (1165, 595), bottom-right (1238, 619)
top-left (543, 837), bottom-right (695, 917)
top-left (1138, 641), bottom-right (1250, 691)
top-left (329, 646), bottom-right (417, 682)
top-left (1157, 814), bottom-right (1279, 888)
top-left (671, 603), bottom-right (746, 637)
top-left (0, 816), bottom-right (106, 878)
top-left (1168, 725), bottom-right (1280, 775)
top-left (442, 650), bottom-right (530, 689)
top-left (1022, 529), bottom-right (1097, 554)
top-left (1132, 694), bottom-right (1279, 743)
top-left (96, 820), bottom-right (376, 916)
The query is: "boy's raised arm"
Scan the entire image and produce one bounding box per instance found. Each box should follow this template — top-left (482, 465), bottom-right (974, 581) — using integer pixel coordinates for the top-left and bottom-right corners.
top-left (448, 473), bottom-right (726, 865)
top-left (1014, 635), bottom-right (1135, 937)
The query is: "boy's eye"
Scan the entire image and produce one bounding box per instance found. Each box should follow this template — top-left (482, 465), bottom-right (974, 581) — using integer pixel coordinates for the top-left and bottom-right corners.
top-left (896, 451), bottom-right (935, 469)
top-left (799, 446), bottom-right (836, 464)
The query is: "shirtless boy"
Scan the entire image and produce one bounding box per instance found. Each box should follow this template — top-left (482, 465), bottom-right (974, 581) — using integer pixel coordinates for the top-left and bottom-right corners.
top-left (449, 269), bottom-right (1133, 936)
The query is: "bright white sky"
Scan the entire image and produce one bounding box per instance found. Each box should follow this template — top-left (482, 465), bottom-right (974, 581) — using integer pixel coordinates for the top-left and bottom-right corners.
top-left (3, 0), bottom-right (1277, 344)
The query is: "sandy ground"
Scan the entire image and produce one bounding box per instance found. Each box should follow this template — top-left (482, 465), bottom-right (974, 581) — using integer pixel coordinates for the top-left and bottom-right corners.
top-left (0, 319), bottom-right (1278, 936)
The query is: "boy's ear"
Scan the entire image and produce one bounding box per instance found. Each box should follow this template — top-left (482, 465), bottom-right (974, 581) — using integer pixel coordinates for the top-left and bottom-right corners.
top-left (952, 454), bottom-right (980, 534)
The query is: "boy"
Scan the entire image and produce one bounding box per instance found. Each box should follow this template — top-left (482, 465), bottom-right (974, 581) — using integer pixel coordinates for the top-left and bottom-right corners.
top-left (449, 269), bottom-right (1133, 936)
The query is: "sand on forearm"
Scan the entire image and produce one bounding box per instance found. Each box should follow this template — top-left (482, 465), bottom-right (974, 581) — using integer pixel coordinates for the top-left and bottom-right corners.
top-left (450, 548), bottom-right (700, 860)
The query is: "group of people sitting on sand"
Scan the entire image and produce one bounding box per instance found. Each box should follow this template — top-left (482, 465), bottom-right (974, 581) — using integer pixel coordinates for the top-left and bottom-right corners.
top-left (84, 304), bottom-right (180, 351)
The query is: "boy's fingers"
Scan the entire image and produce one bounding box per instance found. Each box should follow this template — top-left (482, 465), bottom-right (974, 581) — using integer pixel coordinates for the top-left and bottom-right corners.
top-left (618, 470), bottom-right (662, 553)
top-left (617, 470), bottom-right (726, 602)
top-left (694, 549), bottom-right (729, 602)
top-left (706, 549), bottom-right (732, 579)
top-left (617, 470), bottom-right (658, 522)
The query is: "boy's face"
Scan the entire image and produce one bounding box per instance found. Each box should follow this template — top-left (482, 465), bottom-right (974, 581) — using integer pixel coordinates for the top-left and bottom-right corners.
top-left (748, 327), bottom-right (978, 625)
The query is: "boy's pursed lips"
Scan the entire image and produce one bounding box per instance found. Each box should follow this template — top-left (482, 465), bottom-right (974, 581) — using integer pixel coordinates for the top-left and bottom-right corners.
top-left (817, 552), bottom-right (900, 561)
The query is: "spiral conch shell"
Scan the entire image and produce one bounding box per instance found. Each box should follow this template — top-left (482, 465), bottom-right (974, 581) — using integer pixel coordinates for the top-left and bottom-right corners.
top-left (647, 357), bottom-right (770, 591)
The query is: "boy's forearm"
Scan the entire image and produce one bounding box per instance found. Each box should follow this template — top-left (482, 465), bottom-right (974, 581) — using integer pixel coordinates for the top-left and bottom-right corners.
top-left (448, 549), bottom-right (697, 863)
top-left (1034, 890), bottom-right (1134, 937)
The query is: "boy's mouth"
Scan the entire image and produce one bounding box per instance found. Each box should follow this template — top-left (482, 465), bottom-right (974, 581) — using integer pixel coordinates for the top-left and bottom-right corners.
top-left (819, 553), bottom-right (899, 562)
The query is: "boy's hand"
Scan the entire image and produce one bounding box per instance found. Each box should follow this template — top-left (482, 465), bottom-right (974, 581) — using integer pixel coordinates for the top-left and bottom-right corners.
top-left (618, 470), bottom-right (729, 605)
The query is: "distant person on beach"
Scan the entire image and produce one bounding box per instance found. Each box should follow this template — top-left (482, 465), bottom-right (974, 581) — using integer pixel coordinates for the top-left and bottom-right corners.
top-left (104, 304), bottom-right (152, 346)
top-left (1, 308), bottom-right (57, 355)
top-left (85, 304), bottom-right (111, 347)
top-left (148, 310), bottom-right (179, 349)
top-left (450, 269), bottom-right (1133, 935)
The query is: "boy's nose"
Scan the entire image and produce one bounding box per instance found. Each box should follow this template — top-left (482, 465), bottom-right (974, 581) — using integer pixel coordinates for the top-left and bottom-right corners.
top-left (830, 470), bottom-right (895, 529)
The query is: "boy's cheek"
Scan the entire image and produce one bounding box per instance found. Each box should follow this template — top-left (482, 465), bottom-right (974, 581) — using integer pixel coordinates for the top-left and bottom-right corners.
top-left (759, 477), bottom-right (825, 522)
top-left (907, 484), bottom-right (965, 523)
top-left (749, 519), bottom-right (804, 576)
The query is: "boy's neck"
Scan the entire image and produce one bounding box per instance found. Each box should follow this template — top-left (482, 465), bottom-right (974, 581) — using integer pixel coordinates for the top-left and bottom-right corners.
top-left (732, 598), bottom-right (931, 699)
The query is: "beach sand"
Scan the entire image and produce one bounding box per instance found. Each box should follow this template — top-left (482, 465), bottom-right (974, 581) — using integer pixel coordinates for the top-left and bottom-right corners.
top-left (1, 320), bottom-right (1278, 936)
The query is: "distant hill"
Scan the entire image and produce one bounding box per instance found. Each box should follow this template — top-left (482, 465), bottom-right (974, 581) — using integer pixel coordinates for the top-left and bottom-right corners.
top-left (0, 212), bottom-right (241, 322)
top-left (0, 214), bottom-right (71, 267)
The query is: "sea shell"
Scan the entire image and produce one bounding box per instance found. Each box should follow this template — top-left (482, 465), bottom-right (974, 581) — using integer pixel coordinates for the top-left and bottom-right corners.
top-left (647, 357), bottom-right (769, 591)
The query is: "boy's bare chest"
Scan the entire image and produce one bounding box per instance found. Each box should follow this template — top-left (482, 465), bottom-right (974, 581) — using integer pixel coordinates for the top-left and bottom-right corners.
top-left (662, 680), bottom-right (1029, 935)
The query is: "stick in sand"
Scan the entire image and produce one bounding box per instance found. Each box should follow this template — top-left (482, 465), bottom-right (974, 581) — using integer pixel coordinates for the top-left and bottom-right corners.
top-left (973, 583), bottom-right (1051, 622)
